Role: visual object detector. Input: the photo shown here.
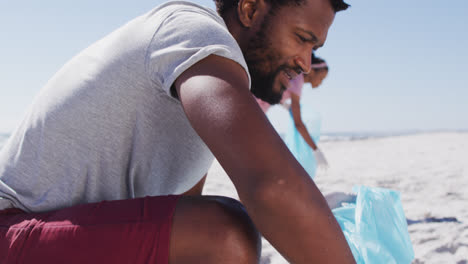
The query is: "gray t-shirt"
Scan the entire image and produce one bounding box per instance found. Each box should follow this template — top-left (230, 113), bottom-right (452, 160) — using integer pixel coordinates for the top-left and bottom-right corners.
top-left (0, 1), bottom-right (250, 212)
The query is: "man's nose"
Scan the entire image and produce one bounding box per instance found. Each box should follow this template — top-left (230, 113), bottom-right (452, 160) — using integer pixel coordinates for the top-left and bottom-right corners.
top-left (294, 52), bottom-right (312, 74)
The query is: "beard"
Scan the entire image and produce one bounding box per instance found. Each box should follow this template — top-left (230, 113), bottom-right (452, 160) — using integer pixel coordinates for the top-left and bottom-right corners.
top-left (244, 14), bottom-right (286, 105)
top-left (249, 63), bottom-right (287, 105)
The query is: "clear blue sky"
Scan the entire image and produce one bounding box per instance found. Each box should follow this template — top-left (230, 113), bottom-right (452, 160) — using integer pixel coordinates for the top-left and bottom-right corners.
top-left (1, 0), bottom-right (467, 134)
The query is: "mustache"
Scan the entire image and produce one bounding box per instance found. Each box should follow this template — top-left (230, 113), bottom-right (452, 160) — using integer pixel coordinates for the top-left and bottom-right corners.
top-left (276, 65), bottom-right (303, 77)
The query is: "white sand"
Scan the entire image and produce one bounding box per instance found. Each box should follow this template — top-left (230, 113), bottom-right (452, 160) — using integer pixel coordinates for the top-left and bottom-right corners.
top-left (203, 132), bottom-right (468, 264)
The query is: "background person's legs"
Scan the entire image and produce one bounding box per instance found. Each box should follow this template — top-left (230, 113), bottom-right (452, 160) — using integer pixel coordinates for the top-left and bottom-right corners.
top-left (170, 196), bottom-right (261, 264)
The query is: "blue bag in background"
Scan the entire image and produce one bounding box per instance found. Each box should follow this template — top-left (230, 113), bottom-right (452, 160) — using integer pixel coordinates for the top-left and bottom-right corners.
top-left (283, 104), bottom-right (321, 179)
top-left (333, 186), bottom-right (415, 264)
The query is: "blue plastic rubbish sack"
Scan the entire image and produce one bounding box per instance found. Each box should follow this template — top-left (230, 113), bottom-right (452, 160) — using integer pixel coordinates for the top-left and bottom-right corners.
top-left (332, 186), bottom-right (415, 264)
top-left (283, 105), bottom-right (321, 179)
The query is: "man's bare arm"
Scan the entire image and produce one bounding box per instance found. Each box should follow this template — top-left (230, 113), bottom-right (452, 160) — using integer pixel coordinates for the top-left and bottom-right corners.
top-left (175, 55), bottom-right (355, 263)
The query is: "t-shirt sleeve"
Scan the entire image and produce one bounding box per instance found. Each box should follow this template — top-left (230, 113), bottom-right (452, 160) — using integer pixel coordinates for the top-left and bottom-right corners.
top-left (146, 8), bottom-right (251, 96)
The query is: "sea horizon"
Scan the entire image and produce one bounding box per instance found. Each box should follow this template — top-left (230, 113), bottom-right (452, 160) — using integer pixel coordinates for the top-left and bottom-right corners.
top-left (1, 129), bottom-right (467, 149)
top-left (319, 129), bottom-right (468, 142)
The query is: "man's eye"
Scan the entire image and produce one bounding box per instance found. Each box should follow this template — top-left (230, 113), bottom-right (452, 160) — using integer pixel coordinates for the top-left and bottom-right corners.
top-left (296, 34), bottom-right (307, 43)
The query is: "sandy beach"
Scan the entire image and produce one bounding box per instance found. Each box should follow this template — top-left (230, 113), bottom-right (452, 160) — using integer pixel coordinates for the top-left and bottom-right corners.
top-left (1, 132), bottom-right (466, 263)
top-left (203, 132), bottom-right (468, 263)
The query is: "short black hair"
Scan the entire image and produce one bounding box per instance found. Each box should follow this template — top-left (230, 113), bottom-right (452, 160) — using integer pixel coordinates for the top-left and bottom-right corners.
top-left (214, 0), bottom-right (350, 17)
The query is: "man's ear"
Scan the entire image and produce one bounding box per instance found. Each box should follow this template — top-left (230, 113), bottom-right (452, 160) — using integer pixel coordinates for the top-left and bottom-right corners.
top-left (237, 0), bottom-right (268, 28)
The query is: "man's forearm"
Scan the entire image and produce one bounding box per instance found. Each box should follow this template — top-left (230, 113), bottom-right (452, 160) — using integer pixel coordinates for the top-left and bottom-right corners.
top-left (239, 171), bottom-right (355, 264)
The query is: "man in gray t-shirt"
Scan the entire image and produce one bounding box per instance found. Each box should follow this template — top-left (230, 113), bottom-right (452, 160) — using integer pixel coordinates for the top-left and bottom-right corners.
top-left (0, 0), bottom-right (355, 263)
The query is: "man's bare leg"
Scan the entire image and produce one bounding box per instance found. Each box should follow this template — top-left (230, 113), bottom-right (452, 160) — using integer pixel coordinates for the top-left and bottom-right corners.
top-left (169, 196), bottom-right (261, 264)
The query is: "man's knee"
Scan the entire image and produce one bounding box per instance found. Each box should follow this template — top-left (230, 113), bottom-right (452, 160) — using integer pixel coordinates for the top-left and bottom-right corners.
top-left (170, 196), bottom-right (261, 264)
top-left (200, 196), bottom-right (261, 256)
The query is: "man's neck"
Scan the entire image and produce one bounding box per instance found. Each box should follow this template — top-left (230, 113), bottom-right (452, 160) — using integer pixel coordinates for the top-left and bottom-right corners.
top-left (221, 12), bottom-right (252, 55)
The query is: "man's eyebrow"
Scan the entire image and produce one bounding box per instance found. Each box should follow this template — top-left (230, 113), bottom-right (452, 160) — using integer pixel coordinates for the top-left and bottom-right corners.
top-left (297, 28), bottom-right (318, 43)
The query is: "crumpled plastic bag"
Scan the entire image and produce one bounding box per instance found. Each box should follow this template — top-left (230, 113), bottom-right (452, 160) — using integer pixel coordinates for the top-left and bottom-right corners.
top-left (332, 186), bottom-right (415, 264)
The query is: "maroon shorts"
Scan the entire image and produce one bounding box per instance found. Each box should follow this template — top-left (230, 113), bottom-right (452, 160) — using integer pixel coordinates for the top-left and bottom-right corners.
top-left (0, 195), bottom-right (181, 264)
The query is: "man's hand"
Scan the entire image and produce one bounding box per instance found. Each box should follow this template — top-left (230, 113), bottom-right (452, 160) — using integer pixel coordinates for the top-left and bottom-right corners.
top-left (325, 192), bottom-right (356, 209)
